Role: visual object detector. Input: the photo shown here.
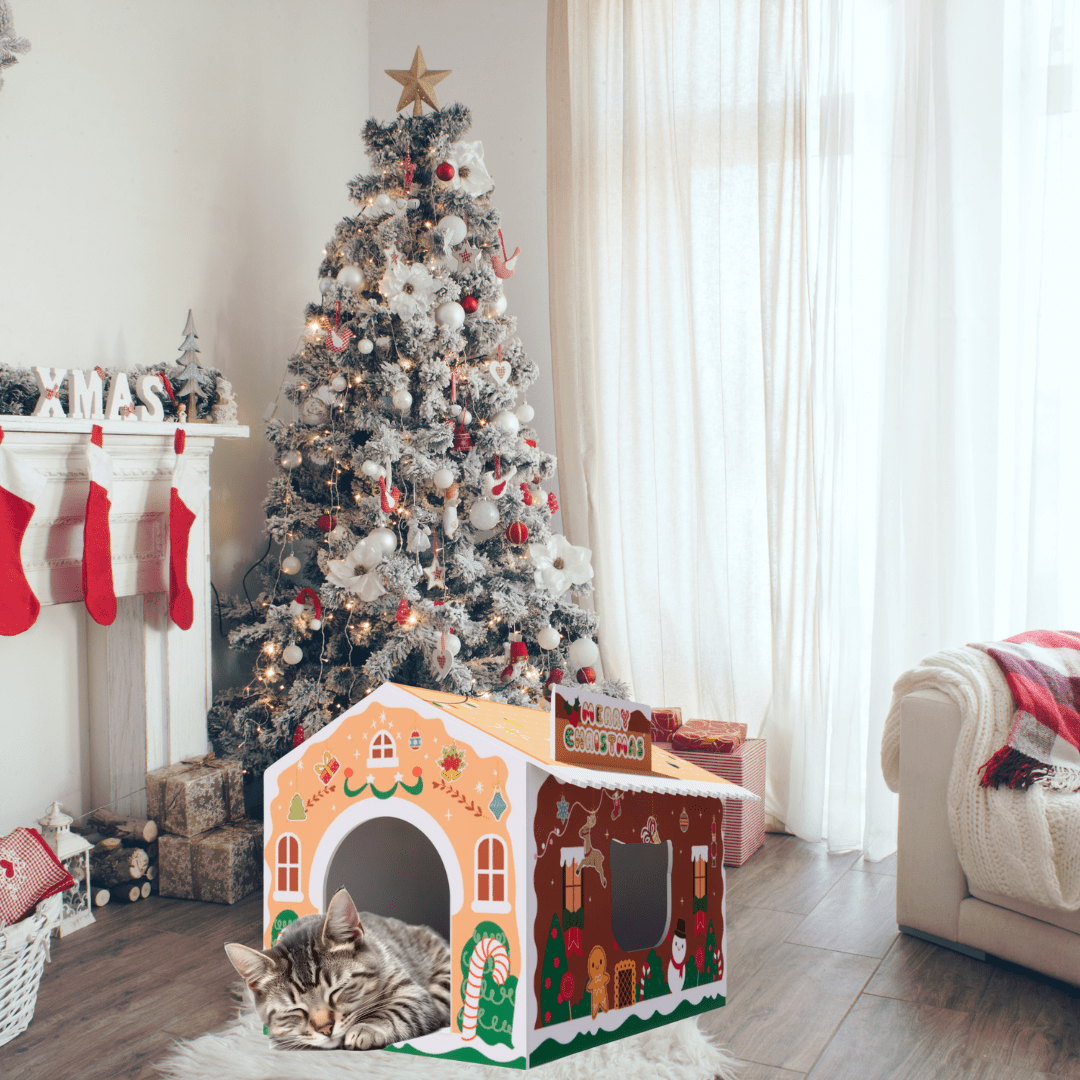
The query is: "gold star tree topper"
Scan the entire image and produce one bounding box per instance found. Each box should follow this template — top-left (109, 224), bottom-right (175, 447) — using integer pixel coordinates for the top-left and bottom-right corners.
top-left (385, 47), bottom-right (451, 116)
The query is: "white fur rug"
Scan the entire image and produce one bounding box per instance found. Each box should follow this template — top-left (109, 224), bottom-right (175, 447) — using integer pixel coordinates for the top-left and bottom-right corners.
top-left (154, 996), bottom-right (741, 1080)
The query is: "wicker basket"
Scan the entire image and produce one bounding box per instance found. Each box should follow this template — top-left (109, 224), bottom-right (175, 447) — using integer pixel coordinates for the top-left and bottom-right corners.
top-left (0, 892), bottom-right (61, 1047)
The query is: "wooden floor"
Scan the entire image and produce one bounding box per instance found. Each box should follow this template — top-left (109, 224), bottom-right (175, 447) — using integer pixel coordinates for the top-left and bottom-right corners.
top-left (2, 834), bottom-right (1078, 1079)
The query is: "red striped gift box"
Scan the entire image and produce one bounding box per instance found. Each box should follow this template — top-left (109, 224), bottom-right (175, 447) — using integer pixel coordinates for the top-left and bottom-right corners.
top-left (662, 738), bottom-right (766, 866)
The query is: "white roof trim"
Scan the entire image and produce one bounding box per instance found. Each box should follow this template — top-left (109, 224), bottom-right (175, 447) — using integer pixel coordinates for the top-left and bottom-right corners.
top-left (542, 762), bottom-right (759, 801)
top-left (691, 845), bottom-right (709, 860)
top-left (560, 846), bottom-right (585, 866)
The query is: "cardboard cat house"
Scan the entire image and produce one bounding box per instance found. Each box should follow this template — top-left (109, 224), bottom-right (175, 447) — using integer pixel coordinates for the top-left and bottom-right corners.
top-left (262, 681), bottom-right (757, 1069)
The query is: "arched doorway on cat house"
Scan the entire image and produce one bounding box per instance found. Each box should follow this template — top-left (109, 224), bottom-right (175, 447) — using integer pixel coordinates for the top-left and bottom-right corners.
top-left (307, 798), bottom-right (463, 945)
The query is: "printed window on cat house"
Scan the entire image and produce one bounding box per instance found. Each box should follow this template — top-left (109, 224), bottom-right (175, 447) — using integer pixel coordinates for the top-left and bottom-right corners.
top-left (274, 832), bottom-right (304, 902)
top-left (561, 846), bottom-right (584, 912)
top-left (473, 833), bottom-right (510, 914)
top-left (366, 730), bottom-right (399, 768)
top-left (609, 839), bottom-right (673, 953)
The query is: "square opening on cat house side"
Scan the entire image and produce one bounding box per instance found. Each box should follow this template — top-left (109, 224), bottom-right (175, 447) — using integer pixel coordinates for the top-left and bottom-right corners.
top-left (261, 681), bottom-right (758, 1069)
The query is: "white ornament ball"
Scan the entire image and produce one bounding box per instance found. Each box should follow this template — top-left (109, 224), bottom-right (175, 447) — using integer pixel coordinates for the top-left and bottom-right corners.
top-left (368, 527), bottom-right (398, 555)
top-left (446, 632), bottom-right (461, 656)
top-left (281, 555), bottom-right (302, 576)
top-left (318, 278), bottom-right (333, 295)
top-left (433, 468), bottom-right (454, 490)
top-left (358, 338), bottom-right (374, 354)
top-left (392, 389), bottom-right (413, 413)
top-left (515, 402), bottom-right (535, 423)
top-left (437, 215), bottom-right (468, 245)
top-left (538, 626), bottom-right (561, 651)
top-left (280, 449), bottom-right (303, 470)
top-left (469, 500), bottom-right (499, 530)
top-left (336, 265), bottom-right (363, 288)
top-left (567, 637), bottom-right (599, 669)
top-left (492, 293), bottom-right (508, 315)
top-left (330, 375), bottom-right (347, 393)
top-left (309, 618), bottom-right (322, 631)
top-left (493, 410), bottom-right (520, 435)
top-left (449, 403), bottom-right (462, 417)
top-left (361, 460), bottom-right (382, 478)
top-left (282, 644), bottom-right (304, 665)
top-left (461, 409), bottom-right (471, 425)
top-left (435, 301), bottom-right (466, 329)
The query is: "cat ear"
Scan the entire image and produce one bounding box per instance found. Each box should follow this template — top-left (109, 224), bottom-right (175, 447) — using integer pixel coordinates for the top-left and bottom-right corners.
top-left (323, 888), bottom-right (364, 946)
top-left (225, 942), bottom-right (277, 988)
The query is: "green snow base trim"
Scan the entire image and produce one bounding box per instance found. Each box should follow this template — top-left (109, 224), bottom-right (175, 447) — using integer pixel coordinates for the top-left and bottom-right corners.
top-left (383, 1042), bottom-right (525, 1069)
top-left (530, 992), bottom-right (726, 1067)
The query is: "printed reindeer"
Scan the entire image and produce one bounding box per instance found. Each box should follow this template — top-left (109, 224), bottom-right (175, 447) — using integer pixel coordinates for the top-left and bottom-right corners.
top-left (578, 812), bottom-right (607, 888)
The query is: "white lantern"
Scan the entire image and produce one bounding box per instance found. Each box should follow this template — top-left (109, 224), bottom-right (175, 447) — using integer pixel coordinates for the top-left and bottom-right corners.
top-left (38, 802), bottom-right (94, 937)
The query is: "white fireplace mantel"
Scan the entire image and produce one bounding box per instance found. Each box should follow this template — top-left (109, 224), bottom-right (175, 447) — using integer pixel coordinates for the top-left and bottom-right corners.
top-left (0, 417), bottom-right (249, 819)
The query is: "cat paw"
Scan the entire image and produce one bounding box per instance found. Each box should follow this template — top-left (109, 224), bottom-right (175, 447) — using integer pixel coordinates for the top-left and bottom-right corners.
top-left (344, 1027), bottom-right (382, 1051)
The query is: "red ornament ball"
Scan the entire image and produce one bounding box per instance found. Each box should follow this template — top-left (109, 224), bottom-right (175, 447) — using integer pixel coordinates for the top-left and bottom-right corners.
top-left (461, 295), bottom-right (479, 315)
top-left (505, 521), bottom-right (529, 545)
top-left (436, 161), bottom-right (455, 182)
top-left (412, 765), bottom-right (422, 777)
top-left (577, 667), bottom-right (597, 684)
top-left (344, 767), bottom-right (353, 778)
top-left (317, 514), bottom-right (337, 532)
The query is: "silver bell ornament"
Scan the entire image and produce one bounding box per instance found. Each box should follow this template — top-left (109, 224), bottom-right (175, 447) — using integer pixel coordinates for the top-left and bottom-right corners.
top-left (281, 449), bottom-right (303, 469)
top-left (537, 626), bottom-right (561, 651)
top-left (281, 555), bottom-right (302, 576)
top-left (282, 644), bottom-right (304, 665)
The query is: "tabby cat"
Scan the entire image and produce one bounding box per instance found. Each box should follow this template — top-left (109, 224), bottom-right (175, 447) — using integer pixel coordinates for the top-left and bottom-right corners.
top-left (224, 888), bottom-right (451, 1050)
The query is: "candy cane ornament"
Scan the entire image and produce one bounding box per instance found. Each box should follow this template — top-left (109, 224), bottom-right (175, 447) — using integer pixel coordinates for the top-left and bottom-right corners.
top-left (461, 936), bottom-right (510, 1041)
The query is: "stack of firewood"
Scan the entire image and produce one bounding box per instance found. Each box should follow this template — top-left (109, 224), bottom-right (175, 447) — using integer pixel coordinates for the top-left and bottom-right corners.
top-left (72, 809), bottom-right (160, 906)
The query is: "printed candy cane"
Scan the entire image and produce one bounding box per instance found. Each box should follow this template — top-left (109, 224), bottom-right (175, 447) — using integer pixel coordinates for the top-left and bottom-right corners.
top-left (461, 936), bottom-right (510, 1041)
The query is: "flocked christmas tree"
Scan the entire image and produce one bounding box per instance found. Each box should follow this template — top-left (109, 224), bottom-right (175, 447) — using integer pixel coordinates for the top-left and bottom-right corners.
top-left (211, 52), bottom-right (625, 777)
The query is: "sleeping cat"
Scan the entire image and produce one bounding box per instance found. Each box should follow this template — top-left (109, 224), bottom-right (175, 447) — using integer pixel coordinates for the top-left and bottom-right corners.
top-left (224, 888), bottom-right (451, 1050)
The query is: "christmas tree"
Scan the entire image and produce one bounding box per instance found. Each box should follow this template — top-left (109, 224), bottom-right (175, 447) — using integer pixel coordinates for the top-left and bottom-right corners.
top-left (210, 55), bottom-right (625, 777)
top-left (639, 947), bottom-right (670, 1000)
top-left (175, 309), bottom-right (208, 418)
top-left (539, 913), bottom-right (571, 1025)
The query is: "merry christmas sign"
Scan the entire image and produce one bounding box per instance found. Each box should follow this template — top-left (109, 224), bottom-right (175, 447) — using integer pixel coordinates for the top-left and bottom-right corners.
top-left (550, 686), bottom-right (652, 775)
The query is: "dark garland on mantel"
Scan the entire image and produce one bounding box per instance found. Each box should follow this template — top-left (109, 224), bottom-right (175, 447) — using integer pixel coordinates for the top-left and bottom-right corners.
top-left (0, 362), bottom-right (226, 421)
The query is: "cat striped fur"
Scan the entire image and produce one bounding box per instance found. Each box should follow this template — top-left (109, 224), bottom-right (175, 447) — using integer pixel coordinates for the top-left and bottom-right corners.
top-left (225, 888), bottom-right (451, 1051)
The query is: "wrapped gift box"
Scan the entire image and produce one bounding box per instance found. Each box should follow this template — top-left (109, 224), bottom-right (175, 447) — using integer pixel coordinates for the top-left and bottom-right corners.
top-left (661, 738), bottom-right (765, 866)
top-left (671, 718), bottom-right (748, 753)
top-left (650, 707), bottom-right (682, 743)
top-left (158, 820), bottom-right (262, 904)
top-left (146, 756), bottom-right (245, 838)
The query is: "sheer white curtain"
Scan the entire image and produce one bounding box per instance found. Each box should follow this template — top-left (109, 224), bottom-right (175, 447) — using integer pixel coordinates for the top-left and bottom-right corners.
top-left (547, 0), bottom-right (1080, 859)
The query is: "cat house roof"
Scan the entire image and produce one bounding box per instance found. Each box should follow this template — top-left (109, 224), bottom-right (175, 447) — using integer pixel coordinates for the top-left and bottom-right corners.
top-left (269, 682), bottom-right (757, 800)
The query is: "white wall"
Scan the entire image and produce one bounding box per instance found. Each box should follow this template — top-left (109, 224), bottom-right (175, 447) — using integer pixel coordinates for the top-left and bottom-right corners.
top-left (368, 1), bottom-right (559, 521)
top-left (0, 0), bottom-right (369, 833)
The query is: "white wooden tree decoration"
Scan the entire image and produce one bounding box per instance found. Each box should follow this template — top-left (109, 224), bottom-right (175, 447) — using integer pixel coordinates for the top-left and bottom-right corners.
top-left (175, 310), bottom-right (207, 417)
top-left (37, 801), bottom-right (95, 937)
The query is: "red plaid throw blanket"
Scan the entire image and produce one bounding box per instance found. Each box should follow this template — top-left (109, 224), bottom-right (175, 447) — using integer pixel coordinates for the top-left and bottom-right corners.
top-left (972, 630), bottom-right (1080, 789)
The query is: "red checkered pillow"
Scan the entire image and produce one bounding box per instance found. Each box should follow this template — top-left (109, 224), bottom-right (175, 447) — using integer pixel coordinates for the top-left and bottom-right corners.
top-left (0, 827), bottom-right (75, 926)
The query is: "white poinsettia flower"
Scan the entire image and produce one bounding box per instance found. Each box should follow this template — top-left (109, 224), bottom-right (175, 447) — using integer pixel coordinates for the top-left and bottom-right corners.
top-left (529, 534), bottom-right (594, 597)
top-left (356, 570), bottom-right (386, 602)
top-left (380, 259), bottom-right (437, 319)
top-left (446, 140), bottom-right (494, 196)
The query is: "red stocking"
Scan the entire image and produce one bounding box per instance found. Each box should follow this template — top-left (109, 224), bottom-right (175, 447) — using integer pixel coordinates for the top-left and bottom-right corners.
top-left (0, 428), bottom-right (46, 636)
top-left (169, 429), bottom-right (207, 630)
top-left (82, 425), bottom-right (116, 626)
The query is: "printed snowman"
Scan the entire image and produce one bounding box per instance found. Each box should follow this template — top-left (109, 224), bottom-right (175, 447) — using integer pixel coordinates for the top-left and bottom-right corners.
top-left (667, 918), bottom-right (689, 993)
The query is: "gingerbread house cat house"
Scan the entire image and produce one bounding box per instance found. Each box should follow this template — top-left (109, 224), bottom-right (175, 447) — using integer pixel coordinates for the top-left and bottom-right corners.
top-left (262, 681), bottom-right (756, 1069)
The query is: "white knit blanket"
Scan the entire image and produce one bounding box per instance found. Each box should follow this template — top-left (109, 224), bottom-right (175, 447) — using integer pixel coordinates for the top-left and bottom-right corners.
top-left (881, 646), bottom-right (1080, 911)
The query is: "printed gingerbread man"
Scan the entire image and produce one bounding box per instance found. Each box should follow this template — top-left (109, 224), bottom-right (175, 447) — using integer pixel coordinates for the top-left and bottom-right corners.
top-left (586, 944), bottom-right (610, 1020)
